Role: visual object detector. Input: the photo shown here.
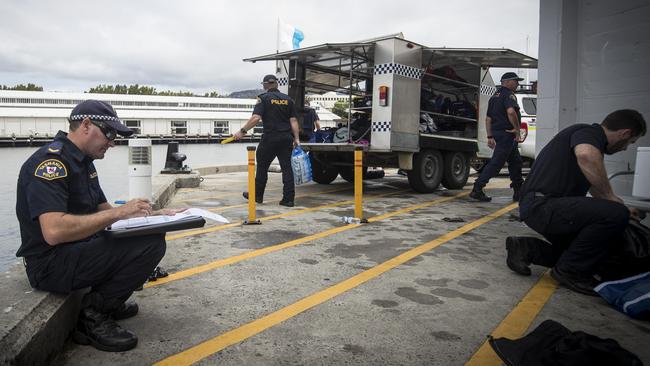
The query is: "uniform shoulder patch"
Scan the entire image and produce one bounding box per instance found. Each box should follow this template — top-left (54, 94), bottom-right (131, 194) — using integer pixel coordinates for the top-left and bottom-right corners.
top-left (255, 97), bottom-right (261, 104)
top-left (34, 159), bottom-right (68, 181)
top-left (46, 141), bottom-right (63, 155)
top-left (509, 94), bottom-right (517, 101)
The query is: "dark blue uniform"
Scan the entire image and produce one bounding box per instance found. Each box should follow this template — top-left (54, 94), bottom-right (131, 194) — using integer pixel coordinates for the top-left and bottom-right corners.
top-left (252, 88), bottom-right (298, 202)
top-left (300, 107), bottom-right (319, 142)
top-left (517, 124), bottom-right (629, 278)
top-left (474, 86), bottom-right (523, 191)
top-left (16, 131), bottom-right (165, 311)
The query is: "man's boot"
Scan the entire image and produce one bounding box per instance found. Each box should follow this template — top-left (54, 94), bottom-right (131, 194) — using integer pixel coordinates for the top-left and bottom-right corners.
top-left (74, 306), bottom-right (138, 352)
top-left (111, 301), bottom-right (139, 321)
top-left (242, 191), bottom-right (263, 204)
top-left (469, 185), bottom-right (491, 202)
top-left (506, 237), bottom-right (533, 276)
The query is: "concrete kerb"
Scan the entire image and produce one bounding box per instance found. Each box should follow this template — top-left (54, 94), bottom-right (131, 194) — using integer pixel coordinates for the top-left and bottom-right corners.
top-left (0, 170), bottom-right (203, 365)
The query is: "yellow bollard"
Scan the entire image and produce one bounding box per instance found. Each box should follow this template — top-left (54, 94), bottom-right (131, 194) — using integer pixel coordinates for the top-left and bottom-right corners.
top-left (244, 146), bottom-right (261, 225)
top-left (354, 146), bottom-right (367, 223)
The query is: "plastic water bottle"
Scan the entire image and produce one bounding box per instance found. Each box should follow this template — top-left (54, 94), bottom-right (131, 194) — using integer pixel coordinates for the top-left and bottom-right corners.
top-left (341, 216), bottom-right (361, 224)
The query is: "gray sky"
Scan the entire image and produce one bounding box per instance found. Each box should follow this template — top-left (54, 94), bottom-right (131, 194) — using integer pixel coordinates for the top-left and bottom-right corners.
top-left (0, 0), bottom-right (539, 94)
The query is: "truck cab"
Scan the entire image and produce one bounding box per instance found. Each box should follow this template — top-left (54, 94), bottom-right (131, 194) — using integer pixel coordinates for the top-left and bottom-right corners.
top-left (245, 35), bottom-right (537, 193)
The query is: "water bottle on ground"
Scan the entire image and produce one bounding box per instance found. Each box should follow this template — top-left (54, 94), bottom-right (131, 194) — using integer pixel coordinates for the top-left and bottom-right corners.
top-left (341, 216), bottom-right (361, 224)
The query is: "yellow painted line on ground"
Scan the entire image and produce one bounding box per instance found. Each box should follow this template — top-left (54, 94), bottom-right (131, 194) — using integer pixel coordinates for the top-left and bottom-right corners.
top-left (205, 185), bottom-right (354, 212)
top-left (164, 187), bottom-right (408, 241)
top-left (154, 202), bottom-right (518, 366)
top-left (464, 271), bottom-right (557, 366)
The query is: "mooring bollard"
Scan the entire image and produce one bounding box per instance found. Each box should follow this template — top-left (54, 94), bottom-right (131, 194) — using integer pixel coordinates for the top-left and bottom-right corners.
top-left (244, 146), bottom-right (261, 225)
top-left (354, 146), bottom-right (368, 223)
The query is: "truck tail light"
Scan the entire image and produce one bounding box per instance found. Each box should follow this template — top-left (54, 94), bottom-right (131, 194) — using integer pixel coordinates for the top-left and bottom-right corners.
top-left (519, 122), bottom-right (528, 142)
top-left (379, 86), bottom-right (388, 106)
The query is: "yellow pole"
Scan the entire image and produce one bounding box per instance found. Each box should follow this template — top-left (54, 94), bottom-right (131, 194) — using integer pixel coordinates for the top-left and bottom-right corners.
top-left (354, 146), bottom-right (365, 222)
top-left (244, 146), bottom-right (261, 225)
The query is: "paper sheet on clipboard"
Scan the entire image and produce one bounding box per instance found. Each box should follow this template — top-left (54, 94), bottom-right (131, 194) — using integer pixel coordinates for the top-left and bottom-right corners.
top-left (110, 208), bottom-right (229, 230)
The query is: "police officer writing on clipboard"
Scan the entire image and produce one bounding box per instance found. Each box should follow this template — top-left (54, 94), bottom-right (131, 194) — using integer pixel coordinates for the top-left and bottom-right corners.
top-left (15, 100), bottom-right (180, 352)
top-left (470, 72), bottom-right (525, 202)
top-left (234, 74), bottom-right (300, 207)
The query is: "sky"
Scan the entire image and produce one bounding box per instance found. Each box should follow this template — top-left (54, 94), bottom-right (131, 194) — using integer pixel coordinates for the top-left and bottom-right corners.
top-left (0, 0), bottom-right (539, 94)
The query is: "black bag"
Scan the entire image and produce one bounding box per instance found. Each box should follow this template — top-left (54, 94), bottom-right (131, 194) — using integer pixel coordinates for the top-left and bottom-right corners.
top-left (489, 319), bottom-right (643, 366)
top-left (622, 220), bottom-right (650, 259)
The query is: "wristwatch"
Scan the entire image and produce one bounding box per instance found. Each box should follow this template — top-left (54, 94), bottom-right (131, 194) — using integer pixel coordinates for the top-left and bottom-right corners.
top-left (487, 135), bottom-right (493, 139)
top-left (240, 128), bottom-right (247, 134)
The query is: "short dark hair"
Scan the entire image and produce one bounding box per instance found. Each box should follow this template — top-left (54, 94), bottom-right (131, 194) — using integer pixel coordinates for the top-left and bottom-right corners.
top-left (601, 109), bottom-right (646, 137)
top-left (68, 118), bottom-right (81, 132)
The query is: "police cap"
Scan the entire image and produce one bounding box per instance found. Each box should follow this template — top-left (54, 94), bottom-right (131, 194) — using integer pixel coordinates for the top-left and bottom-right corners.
top-left (262, 74), bottom-right (278, 84)
top-left (501, 72), bottom-right (524, 82)
top-left (69, 100), bottom-right (133, 136)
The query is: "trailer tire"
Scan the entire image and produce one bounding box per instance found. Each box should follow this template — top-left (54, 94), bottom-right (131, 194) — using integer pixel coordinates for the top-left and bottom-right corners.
top-left (311, 157), bottom-right (338, 184)
top-left (407, 150), bottom-right (443, 193)
top-left (441, 151), bottom-right (470, 189)
top-left (339, 166), bottom-right (368, 183)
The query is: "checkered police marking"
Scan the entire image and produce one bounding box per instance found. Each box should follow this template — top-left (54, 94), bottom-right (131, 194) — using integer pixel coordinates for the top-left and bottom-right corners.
top-left (69, 114), bottom-right (121, 122)
top-left (371, 121), bottom-right (391, 132)
top-left (374, 63), bottom-right (423, 80)
top-left (34, 159), bottom-right (67, 181)
top-left (277, 77), bottom-right (288, 86)
top-left (480, 84), bottom-right (497, 96)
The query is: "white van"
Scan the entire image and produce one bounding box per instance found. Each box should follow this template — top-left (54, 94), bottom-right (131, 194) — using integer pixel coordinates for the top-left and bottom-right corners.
top-left (517, 92), bottom-right (537, 164)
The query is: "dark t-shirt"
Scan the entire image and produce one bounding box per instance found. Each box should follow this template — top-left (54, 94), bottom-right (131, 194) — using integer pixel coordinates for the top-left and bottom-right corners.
top-left (488, 86), bottom-right (521, 131)
top-left (521, 123), bottom-right (608, 199)
top-left (16, 131), bottom-right (107, 258)
top-left (302, 107), bottom-right (320, 137)
top-left (252, 88), bottom-right (297, 134)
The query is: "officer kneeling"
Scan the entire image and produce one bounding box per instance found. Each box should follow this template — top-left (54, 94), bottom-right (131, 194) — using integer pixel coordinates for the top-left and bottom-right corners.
top-left (15, 100), bottom-right (176, 352)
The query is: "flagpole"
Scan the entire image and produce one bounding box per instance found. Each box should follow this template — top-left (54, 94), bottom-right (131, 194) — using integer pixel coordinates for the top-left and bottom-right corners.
top-left (276, 18), bottom-right (280, 53)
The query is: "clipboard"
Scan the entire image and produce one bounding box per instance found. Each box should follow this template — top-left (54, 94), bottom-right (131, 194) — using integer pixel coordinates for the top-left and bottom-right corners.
top-left (106, 216), bottom-right (206, 238)
top-left (221, 136), bottom-right (236, 144)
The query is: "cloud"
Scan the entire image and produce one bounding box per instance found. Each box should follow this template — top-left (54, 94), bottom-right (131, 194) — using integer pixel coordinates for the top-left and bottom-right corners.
top-left (0, 0), bottom-right (539, 93)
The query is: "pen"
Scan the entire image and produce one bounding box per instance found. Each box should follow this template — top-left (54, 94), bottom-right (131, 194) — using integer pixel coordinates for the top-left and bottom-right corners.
top-left (114, 200), bottom-right (127, 205)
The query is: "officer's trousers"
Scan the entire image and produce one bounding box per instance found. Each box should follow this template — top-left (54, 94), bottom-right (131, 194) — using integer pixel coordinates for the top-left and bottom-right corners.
top-left (520, 194), bottom-right (629, 277)
top-left (256, 132), bottom-right (294, 201)
top-left (27, 233), bottom-right (165, 312)
top-left (474, 130), bottom-right (523, 189)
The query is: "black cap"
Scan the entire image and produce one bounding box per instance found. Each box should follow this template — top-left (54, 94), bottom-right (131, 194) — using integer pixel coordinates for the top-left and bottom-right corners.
top-left (262, 74), bottom-right (278, 84)
top-left (69, 100), bottom-right (133, 136)
top-left (501, 72), bottom-right (524, 82)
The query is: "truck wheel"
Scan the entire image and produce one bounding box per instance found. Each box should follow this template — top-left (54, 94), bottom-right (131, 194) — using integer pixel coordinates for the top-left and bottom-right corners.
top-left (407, 150), bottom-right (443, 193)
top-left (339, 166), bottom-right (368, 183)
top-left (311, 157), bottom-right (338, 184)
top-left (441, 152), bottom-right (470, 189)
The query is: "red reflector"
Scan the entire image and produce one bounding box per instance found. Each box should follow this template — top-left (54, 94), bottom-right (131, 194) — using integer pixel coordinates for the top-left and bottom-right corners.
top-left (520, 122), bottom-right (528, 142)
top-left (379, 86), bottom-right (388, 106)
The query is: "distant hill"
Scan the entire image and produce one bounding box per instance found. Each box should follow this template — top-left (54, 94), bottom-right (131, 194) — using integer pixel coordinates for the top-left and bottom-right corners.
top-left (228, 89), bottom-right (264, 98)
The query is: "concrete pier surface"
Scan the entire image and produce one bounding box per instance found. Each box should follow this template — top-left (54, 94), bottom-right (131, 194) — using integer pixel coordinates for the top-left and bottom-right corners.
top-left (5, 170), bottom-right (649, 365)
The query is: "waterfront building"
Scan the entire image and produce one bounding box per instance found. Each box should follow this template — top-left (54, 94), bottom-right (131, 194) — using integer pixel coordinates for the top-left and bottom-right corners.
top-left (0, 90), bottom-right (340, 140)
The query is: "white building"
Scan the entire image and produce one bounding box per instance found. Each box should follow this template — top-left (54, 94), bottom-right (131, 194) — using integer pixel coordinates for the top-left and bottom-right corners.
top-left (0, 90), bottom-right (338, 138)
top-left (538, 0), bottom-right (650, 195)
top-left (307, 92), bottom-right (350, 110)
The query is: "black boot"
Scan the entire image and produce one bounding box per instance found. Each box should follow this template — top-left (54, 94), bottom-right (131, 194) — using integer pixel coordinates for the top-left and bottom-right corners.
top-left (74, 306), bottom-right (138, 352)
top-left (551, 267), bottom-right (600, 297)
top-left (469, 187), bottom-right (491, 202)
top-left (111, 301), bottom-right (139, 320)
top-left (506, 237), bottom-right (532, 276)
top-left (242, 191), bottom-right (263, 203)
top-left (279, 199), bottom-right (294, 207)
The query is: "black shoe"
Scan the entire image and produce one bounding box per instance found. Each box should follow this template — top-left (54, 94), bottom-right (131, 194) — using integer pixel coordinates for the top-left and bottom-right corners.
top-left (111, 301), bottom-right (139, 321)
top-left (550, 267), bottom-right (599, 297)
top-left (242, 191), bottom-right (263, 203)
top-left (506, 237), bottom-right (532, 276)
top-left (73, 307), bottom-right (138, 352)
top-left (469, 188), bottom-right (491, 202)
top-left (279, 200), bottom-right (294, 207)
top-left (147, 266), bottom-right (168, 282)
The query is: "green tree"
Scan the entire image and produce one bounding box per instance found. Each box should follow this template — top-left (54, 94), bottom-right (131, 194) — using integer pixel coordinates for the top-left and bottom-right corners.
top-left (1, 83), bottom-right (43, 91)
top-left (332, 100), bottom-right (350, 118)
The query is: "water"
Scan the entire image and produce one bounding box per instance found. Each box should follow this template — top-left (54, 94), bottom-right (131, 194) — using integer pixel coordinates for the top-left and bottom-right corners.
top-left (0, 142), bottom-right (257, 271)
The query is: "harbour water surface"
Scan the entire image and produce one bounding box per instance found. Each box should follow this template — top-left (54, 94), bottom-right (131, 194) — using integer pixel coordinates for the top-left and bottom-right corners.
top-left (0, 142), bottom-right (256, 271)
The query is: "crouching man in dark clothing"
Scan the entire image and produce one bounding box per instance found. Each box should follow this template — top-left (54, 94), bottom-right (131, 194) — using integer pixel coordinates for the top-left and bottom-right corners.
top-left (505, 109), bottom-right (646, 296)
top-left (15, 100), bottom-right (179, 352)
